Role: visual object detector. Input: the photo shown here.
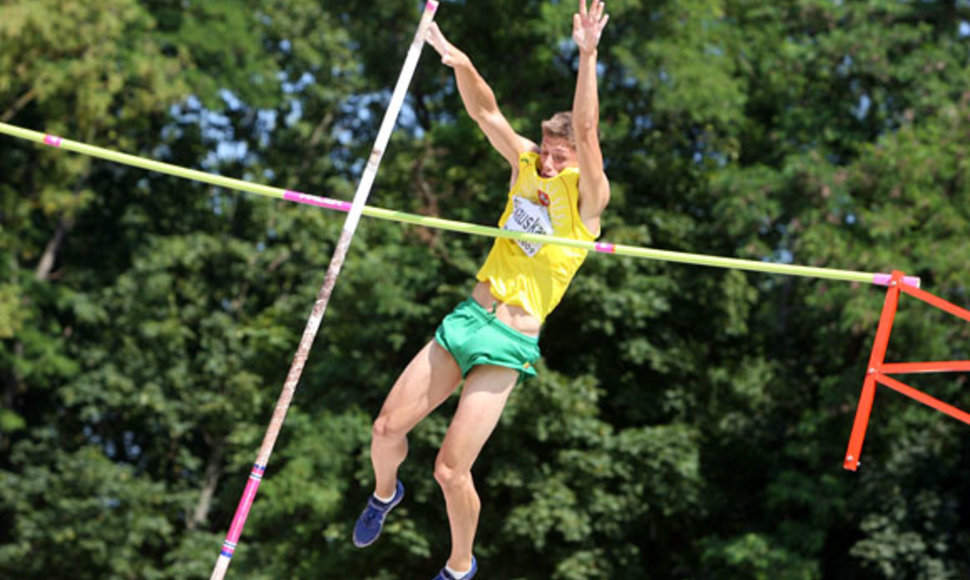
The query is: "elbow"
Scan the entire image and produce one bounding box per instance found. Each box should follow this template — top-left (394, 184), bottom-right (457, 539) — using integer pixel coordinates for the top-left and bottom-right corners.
top-left (595, 186), bottom-right (611, 214)
top-left (471, 108), bottom-right (502, 130)
top-left (572, 115), bottom-right (600, 140)
top-left (467, 106), bottom-right (494, 126)
top-left (467, 98), bottom-right (499, 125)
top-left (582, 181), bottom-right (611, 218)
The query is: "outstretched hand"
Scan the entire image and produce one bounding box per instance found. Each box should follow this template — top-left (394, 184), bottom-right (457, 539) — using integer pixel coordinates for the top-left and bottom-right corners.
top-left (426, 22), bottom-right (467, 68)
top-left (573, 0), bottom-right (609, 54)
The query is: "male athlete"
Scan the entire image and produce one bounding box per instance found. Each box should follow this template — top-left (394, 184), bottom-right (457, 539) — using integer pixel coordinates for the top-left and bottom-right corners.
top-left (353, 2), bottom-right (610, 578)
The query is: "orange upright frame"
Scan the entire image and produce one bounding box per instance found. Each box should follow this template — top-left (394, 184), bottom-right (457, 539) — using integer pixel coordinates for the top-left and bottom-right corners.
top-left (844, 270), bottom-right (970, 471)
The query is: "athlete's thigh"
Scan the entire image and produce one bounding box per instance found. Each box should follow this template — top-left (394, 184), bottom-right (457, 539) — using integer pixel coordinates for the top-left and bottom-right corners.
top-left (378, 339), bottom-right (463, 434)
top-left (438, 365), bottom-right (520, 471)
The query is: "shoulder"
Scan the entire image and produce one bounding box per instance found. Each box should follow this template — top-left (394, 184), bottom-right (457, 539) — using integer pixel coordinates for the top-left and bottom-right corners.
top-left (519, 150), bottom-right (540, 165)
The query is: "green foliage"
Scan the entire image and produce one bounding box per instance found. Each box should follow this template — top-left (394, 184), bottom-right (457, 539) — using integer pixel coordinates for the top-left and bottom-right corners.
top-left (0, 443), bottom-right (178, 580)
top-left (4, 0), bottom-right (970, 578)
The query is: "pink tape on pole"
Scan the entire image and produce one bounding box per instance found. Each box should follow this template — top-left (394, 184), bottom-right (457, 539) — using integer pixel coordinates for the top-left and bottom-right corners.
top-left (223, 464), bottom-right (266, 551)
top-left (873, 273), bottom-right (921, 288)
top-left (284, 190), bottom-right (352, 212)
top-left (426, 1), bottom-right (438, 12)
top-left (43, 135), bottom-right (63, 147)
top-left (595, 242), bottom-right (616, 254)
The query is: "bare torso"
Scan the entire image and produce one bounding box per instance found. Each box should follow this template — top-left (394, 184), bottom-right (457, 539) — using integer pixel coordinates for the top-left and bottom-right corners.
top-left (471, 281), bottom-right (541, 337)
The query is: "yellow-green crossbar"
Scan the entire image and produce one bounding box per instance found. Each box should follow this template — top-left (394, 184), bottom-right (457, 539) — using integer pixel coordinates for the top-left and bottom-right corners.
top-left (0, 121), bottom-right (919, 287)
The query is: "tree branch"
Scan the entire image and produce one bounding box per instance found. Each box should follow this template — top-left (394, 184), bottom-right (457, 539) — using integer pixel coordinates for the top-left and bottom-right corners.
top-left (297, 110), bottom-right (336, 178)
top-left (34, 215), bottom-right (73, 282)
top-left (187, 438), bottom-right (225, 531)
top-left (34, 170), bottom-right (90, 282)
top-left (1, 88), bottom-right (38, 124)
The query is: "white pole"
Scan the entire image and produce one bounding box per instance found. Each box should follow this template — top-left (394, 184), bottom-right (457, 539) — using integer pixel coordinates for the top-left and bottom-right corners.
top-left (209, 3), bottom-right (439, 578)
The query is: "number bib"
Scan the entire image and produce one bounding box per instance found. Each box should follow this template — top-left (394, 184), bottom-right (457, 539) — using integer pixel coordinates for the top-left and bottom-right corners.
top-left (503, 195), bottom-right (554, 257)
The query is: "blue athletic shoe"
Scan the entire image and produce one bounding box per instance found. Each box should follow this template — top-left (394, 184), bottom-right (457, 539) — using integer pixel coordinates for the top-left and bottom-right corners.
top-left (352, 480), bottom-right (404, 547)
top-left (433, 557), bottom-right (477, 580)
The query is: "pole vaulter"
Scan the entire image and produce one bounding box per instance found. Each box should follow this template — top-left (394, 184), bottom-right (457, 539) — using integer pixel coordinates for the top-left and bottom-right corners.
top-left (4, 0), bottom-right (970, 572)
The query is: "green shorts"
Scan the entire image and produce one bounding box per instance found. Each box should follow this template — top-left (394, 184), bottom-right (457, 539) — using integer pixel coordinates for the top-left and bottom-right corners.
top-left (435, 299), bottom-right (541, 380)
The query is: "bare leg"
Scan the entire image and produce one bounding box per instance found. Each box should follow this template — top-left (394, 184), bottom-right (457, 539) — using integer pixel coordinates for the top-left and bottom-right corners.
top-left (371, 339), bottom-right (462, 498)
top-left (434, 364), bottom-right (519, 572)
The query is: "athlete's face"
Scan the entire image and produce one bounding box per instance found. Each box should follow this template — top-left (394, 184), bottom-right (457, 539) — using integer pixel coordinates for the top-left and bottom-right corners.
top-left (538, 136), bottom-right (578, 178)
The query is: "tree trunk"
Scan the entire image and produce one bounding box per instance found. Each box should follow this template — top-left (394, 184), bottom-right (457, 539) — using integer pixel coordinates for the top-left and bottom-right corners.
top-left (188, 439), bottom-right (225, 531)
top-left (34, 173), bottom-right (88, 282)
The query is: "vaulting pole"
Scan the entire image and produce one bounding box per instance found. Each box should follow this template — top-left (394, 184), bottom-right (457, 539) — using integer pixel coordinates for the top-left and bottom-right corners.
top-left (207, 3), bottom-right (438, 578)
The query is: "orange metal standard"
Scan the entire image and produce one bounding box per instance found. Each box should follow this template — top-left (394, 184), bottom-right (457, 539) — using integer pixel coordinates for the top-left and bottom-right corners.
top-left (843, 270), bottom-right (970, 471)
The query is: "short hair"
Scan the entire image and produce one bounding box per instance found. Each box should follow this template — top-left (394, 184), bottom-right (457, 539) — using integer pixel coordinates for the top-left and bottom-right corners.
top-left (541, 111), bottom-right (575, 148)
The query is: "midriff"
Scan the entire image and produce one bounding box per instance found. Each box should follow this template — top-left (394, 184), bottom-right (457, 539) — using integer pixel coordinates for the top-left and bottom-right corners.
top-left (471, 281), bottom-right (541, 337)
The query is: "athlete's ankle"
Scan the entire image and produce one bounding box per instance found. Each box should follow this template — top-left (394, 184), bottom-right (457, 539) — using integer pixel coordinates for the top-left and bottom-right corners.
top-left (373, 489), bottom-right (396, 503)
top-left (446, 557), bottom-right (473, 575)
top-left (373, 479), bottom-right (399, 502)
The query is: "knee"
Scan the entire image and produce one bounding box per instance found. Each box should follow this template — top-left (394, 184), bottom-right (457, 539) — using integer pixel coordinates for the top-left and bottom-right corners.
top-left (372, 413), bottom-right (408, 441)
top-left (433, 456), bottom-right (472, 492)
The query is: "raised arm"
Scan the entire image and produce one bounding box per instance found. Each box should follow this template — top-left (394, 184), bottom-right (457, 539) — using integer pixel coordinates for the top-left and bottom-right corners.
top-left (572, 0), bottom-right (611, 231)
top-left (426, 23), bottom-right (534, 170)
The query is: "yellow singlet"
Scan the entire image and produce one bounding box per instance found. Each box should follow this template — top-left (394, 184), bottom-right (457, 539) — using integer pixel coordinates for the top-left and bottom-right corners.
top-left (475, 152), bottom-right (599, 323)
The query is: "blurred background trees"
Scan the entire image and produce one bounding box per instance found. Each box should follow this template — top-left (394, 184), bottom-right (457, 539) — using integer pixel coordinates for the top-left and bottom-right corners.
top-left (2, 0), bottom-right (970, 578)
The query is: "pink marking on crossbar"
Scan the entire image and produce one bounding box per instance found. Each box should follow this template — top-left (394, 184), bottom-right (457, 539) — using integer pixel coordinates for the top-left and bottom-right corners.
top-left (224, 465), bottom-right (265, 544)
top-left (43, 135), bottom-right (63, 147)
top-left (872, 273), bottom-right (920, 288)
top-left (595, 242), bottom-right (616, 253)
top-left (284, 190), bottom-right (352, 212)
